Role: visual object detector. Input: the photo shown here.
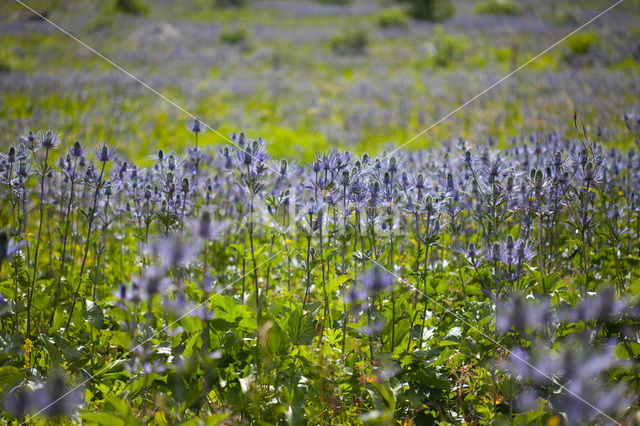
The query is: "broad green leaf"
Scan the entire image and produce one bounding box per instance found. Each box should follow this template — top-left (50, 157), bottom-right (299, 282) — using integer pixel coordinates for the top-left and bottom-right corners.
top-left (84, 300), bottom-right (104, 329)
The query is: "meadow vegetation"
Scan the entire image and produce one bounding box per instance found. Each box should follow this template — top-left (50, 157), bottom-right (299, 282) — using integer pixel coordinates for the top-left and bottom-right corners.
top-left (1, 0), bottom-right (640, 424)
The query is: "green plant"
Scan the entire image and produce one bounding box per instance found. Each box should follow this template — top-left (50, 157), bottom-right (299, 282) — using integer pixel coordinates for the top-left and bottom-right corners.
top-left (214, 0), bottom-right (248, 7)
top-left (330, 28), bottom-right (369, 55)
top-left (0, 50), bottom-right (18, 73)
top-left (315, 0), bottom-right (352, 4)
top-left (474, 0), bottom-right (521, 16)
top-left (546, 4), bottom-right (582, 25)
top-left (566, 31), bottom-right (600, 56)
top-left (376, 7), bottom-right (410, 29)
top-left (427, 25), bottom-right (469, 67)
top-left (218, 27), bottom-right (250, 46)
top-left (86, 11), bottom-right (116, 32)
top-left (114, 0), bottom-right (148, 15)
top-left (399, 0), bottom-right (454, 22)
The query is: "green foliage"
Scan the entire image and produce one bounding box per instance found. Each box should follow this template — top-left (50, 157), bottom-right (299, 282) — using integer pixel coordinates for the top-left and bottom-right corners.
top-left (474, 0), bottom-right (521, 16)
top-left (113, 0), bottom-right (149, 15)
top-left (1, 2), bottom-right (640, 422)
top-left (566, 31), bottom-right (600, 56)
top-left (0, 50), bottom-right (18, 73)
top-left (375, 7), bottom-right (410, 29)
top-left (426, 25), bottom-right (469, 67)
top-left (218, 27), bottom-right (250, 46)
top-left (330, 28), bottom-right (369, 55)
top-left (315, 0), bottom-right (352, 4)
top-left (545, 3), bottom-right (582, 26)
top-left (399, 0), bottom-right (455, 22)
top-left (214, 0), bottom-right (248, 7)
top-left (85, 8), bottom-right (116, 32)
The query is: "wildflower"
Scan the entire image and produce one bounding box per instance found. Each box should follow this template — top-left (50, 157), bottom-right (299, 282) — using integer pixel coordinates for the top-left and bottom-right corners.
top-left (31, 370), bottom-right (84, 417)
top-left (188, 210), bottom-right (227, 240)
top-left (458, 242), bottom-right (483, 268)
top-left (38, 130), bottom-right (61, 150)
top-left (359, 320), bottom-right (385, 336)
top-left (1, 146), bottom-right (20, 164)
top-left (23, 338), bottom-right (33, 369)
top-left (188, 117), bottom-right (204, 134)
top-left (495, 294), bottom-right (550, 334)
top-left (361, 266), bottom-right (394, 293)
top-left (95, 144), bottom-right (117, 162)
top-left (21, 130), bottom-right (38, 151)
top-left (132, 266), bottom-right (170, 297)
top-left (70, 141), bottom-right (85, 158)
top-left (150, 236), bottom-right (200, 268)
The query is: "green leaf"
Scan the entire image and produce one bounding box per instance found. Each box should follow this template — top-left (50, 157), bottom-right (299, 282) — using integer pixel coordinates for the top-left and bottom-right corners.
top-left (81, 412), bottom-right (127, 426)
top-left (105, 330), bottom-right (130, 349)
top-left (0, 366), bottom-right (23, 387)
top-left (210, 318), bottom-right (238, 331)
top-left (326, 274), bottom-right (351, 296)
top-left (229, 243), bottom-right (245, 257)
top-left (287, 304), bottom-right (320, 345)
top-left (31, 292), bottom-right (51, 313)
top-left (53, 334), bottom-right (82, 362)
top-left (266, 324), bottom-right (289, 355)
top-left (84, 300), bottom-right (104, 329)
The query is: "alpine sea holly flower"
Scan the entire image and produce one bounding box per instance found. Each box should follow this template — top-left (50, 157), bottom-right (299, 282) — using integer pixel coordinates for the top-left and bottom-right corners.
top-left (360, 266), bottom-right (394, 294)
top-left (502, 341), bottom-right (630, 424)
top-left (148, 149), bottom-right (165, 164)
top-left (30, 371), bottom-right (84, 417)
top-left (38, 130), bottom-right (61, 150)
top-left (458, 243), bottom-right (484, 269)
top-left (188, 210), bottom-right (227, 240)
top-left (133, 266), bottom-right (171, 297)
top-left (1, 146), bottom-right (23, 164)
top-left (188, 117), bottom-right (204, 134)
top-left (359, 320), bottom-right (386, 337)
top-left (95, 144), bottom-right (117, 163)
top-left (71, 141), bottom-right (85, 158)
top-left (4, 371), bottom-right (84, 418)
top-left (495, 294), bottom-right (551, 334)
top-left (20, 130), bottom-right (37, 151)
top-left (564, 286), bottom-right (625, 323)
top-left (150, 236), bottom-right (200, 269)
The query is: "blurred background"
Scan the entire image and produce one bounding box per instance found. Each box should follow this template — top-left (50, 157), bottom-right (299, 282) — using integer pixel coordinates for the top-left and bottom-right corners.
top-left (0, 0), bottom-right (639, 160)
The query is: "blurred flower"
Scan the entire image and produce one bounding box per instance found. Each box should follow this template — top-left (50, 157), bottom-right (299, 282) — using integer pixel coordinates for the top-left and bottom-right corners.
top-left (149, 236), bottom-right (200, 269)
top-left (0, 230), bottom-right (24, 264)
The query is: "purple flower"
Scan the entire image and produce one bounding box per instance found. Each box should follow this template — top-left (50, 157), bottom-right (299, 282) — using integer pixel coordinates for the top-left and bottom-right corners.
top-left (361, 266), bottom-right (394, 293)
top-left (0, 231), bottom-right (24, 264)
top-left (95, 144), bottom-right (117, 163)
top-left (187, 117), bottom-right (204, 134)
top-left (149, 236), bottom-right (200, 268)
top-left (38, 130), bottom-right (61, 150)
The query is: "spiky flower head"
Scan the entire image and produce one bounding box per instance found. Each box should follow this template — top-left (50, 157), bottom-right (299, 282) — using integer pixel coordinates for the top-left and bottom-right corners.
top-left (95, 145), bottom-right (116, 162)
top-left (39, 130), bottom-right (61, 150)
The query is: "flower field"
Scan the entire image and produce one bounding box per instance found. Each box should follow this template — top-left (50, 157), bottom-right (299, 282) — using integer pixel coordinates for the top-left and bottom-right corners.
top-left (1, 0), bottom-right (640, 424)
